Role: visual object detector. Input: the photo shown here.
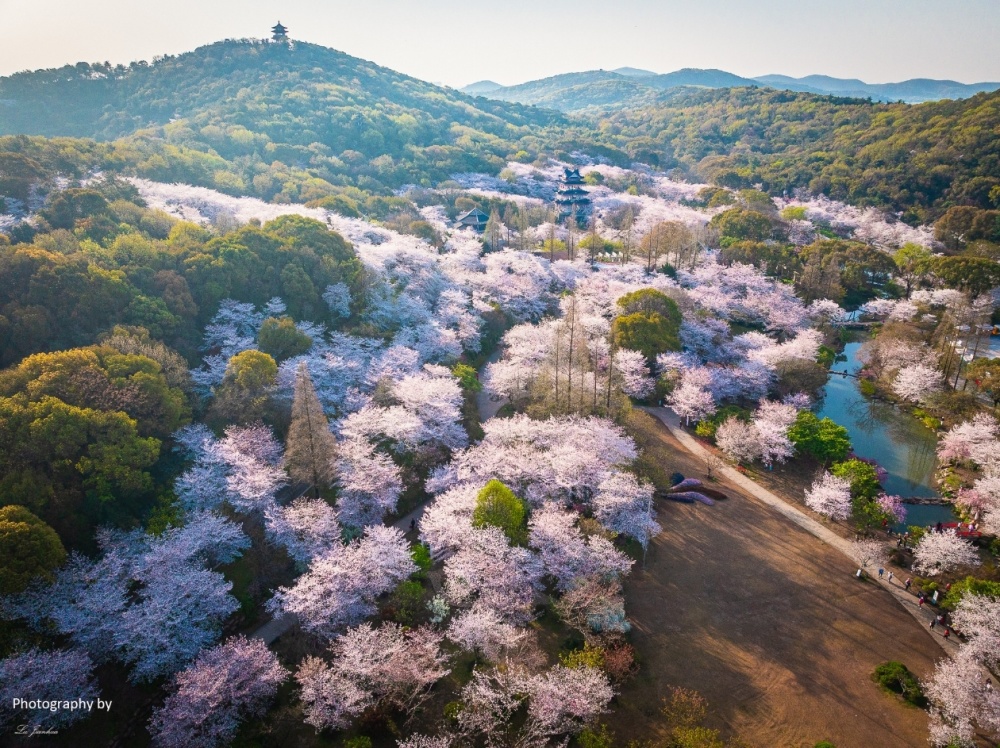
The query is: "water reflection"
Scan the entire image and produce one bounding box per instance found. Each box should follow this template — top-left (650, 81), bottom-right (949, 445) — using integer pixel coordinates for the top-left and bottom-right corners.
top-left (815, 341), bottom-right (955, 527)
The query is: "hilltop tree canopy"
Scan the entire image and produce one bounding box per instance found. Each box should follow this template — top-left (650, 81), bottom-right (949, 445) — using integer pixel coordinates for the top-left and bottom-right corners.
top-left (1, 44), bottom-right (999, 221)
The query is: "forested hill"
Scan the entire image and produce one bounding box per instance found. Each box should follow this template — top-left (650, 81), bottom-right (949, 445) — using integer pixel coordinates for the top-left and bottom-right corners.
top-left (1, 39), bottom-right (1000, 221)
top-left (0, 38), bottom-right (561, 140)
top-left (586, 87), bottom-right (1000, 222)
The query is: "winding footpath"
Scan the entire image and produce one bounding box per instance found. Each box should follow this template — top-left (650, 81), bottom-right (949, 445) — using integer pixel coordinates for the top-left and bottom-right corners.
top-left (642, 405), bottom-right (960, 657)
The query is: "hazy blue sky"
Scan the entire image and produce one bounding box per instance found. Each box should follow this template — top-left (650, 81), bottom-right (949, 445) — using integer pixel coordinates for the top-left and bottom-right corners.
top-left (1, 0), bottom-right (998, 86)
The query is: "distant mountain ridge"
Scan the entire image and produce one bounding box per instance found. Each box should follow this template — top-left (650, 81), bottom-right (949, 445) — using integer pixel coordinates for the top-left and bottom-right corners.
top-left (461, 68), bottom-right (1000, 112)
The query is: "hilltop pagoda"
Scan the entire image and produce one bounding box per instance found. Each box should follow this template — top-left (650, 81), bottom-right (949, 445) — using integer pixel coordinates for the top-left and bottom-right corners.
top-left (271, 22), bottom-right (289, 42)
top-left (555, 168), bottom-right (590, 223)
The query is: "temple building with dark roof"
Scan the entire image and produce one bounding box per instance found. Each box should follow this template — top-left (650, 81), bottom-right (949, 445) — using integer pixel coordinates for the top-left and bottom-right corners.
top-left (455, 207), bottom-right (490, 232)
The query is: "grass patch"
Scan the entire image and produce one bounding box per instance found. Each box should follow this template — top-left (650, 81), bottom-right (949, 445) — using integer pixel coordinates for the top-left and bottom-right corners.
top-left (622, 408), bottom-right (682, 491)
top-left (872, 661), bottom-right (927, 707)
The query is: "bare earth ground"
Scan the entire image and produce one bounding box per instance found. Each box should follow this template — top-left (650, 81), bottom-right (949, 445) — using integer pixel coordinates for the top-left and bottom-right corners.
top-left (610, 416), bottom-right (943, 748)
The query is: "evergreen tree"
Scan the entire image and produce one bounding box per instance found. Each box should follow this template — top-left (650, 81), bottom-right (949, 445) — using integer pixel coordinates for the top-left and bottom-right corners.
top-left (472, 479), bottom-right (528, 545)
top-left (483, 209), bottom-right (504, 252)
top-left (285, 362), bottom-right (338, 496)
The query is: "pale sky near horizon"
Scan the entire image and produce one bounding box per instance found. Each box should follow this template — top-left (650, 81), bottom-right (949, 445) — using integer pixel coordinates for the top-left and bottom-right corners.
top-left (1, 0), bottom-right (998, 87)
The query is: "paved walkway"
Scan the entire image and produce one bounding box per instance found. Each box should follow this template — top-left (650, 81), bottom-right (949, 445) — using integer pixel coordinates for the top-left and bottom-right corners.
top-left (642, 406), bottom-right (960, 657)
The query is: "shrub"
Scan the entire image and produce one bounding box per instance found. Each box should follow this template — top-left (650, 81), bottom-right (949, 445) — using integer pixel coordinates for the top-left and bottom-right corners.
top-left (817, 345), bottom-right (836, 367)
top-left (831, 459), bottom-right (882, 500)
top-left (443, 701), bottom-right (462, 724)
top-left (575, 725), bottom-right (614, 748)
top-left (344, 738), bottom-right (372, 748)
top-left (814, 742), bottom-right (837, 748)
top-left (389, 580), bottom-right (425, 625)
top-left (941, 576), bottom-right (1000, 610)
top-left (602, 641), bottom-right (638, 683)
top-left (472, 479), bottom-right (527, 545)
top-left (789, 411), bottom-right (852, 463)
top-left (411, 543), bottom-right (432, 576)
top-left (872, 661), bottom-right (925, 706)
top-left (907, 525), bottom-right (927, 543)
top-left (560, 643), bottom-right (605, 670)
top-left (451, 363), bottom-right (482, 393)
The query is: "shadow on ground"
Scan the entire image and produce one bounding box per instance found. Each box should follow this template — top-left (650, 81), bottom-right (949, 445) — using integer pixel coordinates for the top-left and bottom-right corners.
top-left (611, 418), bottom-right (940, 748)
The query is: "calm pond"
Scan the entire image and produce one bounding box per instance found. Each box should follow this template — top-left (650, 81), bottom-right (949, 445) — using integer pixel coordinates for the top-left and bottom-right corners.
top-left (814, 341), bottom-right (956, 529)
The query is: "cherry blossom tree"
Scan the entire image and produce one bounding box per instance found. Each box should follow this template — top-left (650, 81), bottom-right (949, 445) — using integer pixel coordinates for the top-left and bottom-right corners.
top-left (804, 472), bottom-right (852, 520)
top-left (592, 473), bottom-right (660, 549)
top-left (952, 594), bottom-right (1000, 666)
top-left (323, 282), bottom-right (352, 319)
top-left (752, 401), bottom-right (797, 467)
top-left (335, 436), bottom-right (403, 528)
top-left (808, 299), bottom-right (847, 327)
top-left (264, 498), bottom-right (342, 566)
top-left (339, 368), bottom-right (467, 459)
top-left (6, 517), bottom-right (244, 683)
top-left (849, 539), bottom-right (889, 576)
top-left (397, 735), bottom-right (453, 748)
top-left (455, 667), bottom-right (523, 745)
top-left (926, 651), bottom-right (1000, 747)
top-left (443, 526), bottom-right (543, 624)
top-left (419, 483), bottom-right (482, 554)
top-left (116, 560), bottom-right (240, 683)
top-left (912, 531), bottom-right (981, 576)
top-left (715, 418), bottom-right (762, 464)
top-left (876, 494), bottom-right (907, 524)
top-left (614, 348), bottom-right (655, 399)
top-left (528, 506), bottom-right (632, 592)
top-left (149, 636), bottom-right (287, 748)
top-left (267, 526), bottom-right (415, 639)
top-left (0, 648), bottom-right (99, 728)
top-left (667, 380), bottom-right (716, 425)
top-left (296, 623), bottom-right (451, 731)
top-left (892, 364), bottom-right (943, 404)
top-left (446, 605), bottom-right (529, 662)
top-left (925, 594), bottom-right (1000, 745)
top-left (427, 415), bottom-right (638, 506)
top-left (554, 577), bottom-right (630, 642)
top-left (217, 424), bottom-right (288, 513)
top-left (937, 415), bottom-right (999, 466)
top-left (521, 665), bottom-right (614, 741)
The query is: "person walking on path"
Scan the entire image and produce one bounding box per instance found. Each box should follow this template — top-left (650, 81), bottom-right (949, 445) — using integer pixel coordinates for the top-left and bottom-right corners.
top-left (878, 567), bottom-right (884, 578)
top-left (904, 578), bottom-right (912, 592)
top-left (887, 571), bottom-right (894, 583)
top-left (918, 595), bottom-right (925, 607)
top-left (943, 628), bottom-right (951, 639)
top-left (930, 618), bottom-right (936, 629)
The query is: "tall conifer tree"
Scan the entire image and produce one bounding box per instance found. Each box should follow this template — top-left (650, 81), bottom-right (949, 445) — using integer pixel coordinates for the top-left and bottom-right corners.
top-left (286, 363), bottom-right (337, 496)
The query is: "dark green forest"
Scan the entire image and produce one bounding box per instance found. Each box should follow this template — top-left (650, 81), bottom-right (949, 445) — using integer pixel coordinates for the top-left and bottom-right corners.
top-left (2, 39), bottom-right (1000, 220)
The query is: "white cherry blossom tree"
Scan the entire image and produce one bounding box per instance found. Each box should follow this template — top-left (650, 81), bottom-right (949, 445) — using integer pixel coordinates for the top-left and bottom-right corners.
top-left (804, 472), bottom-right (852, 520)
top-left (149, 636), bottom-right (287, 748)
top-left (912, 531), bottom-right (981, 576)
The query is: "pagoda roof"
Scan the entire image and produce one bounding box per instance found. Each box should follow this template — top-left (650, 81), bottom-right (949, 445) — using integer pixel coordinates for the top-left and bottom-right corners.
top-left (457, 207), bottom-right (489, 221)
top-left (272, 21), bottom-right (288, 33)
